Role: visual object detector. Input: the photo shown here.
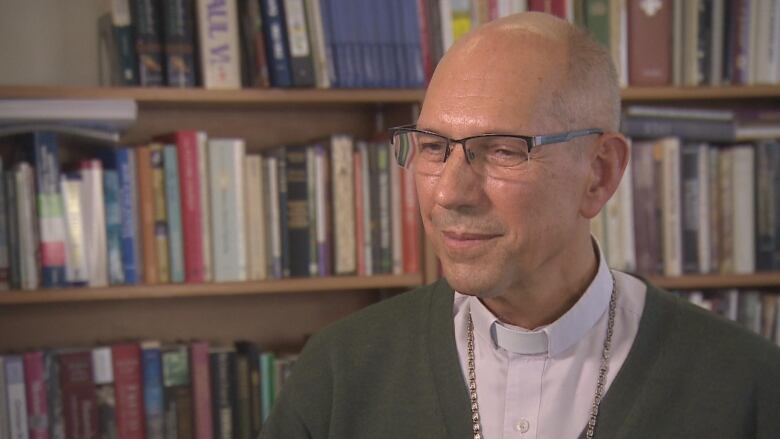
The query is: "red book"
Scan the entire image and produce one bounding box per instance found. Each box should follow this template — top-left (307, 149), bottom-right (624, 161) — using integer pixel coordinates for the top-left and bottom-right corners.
top-left (24, 351), bottom-right (49, 439)
top-left (190, 341), bottom-right (213, 439)
top-left (354, 148), bottom-right (366, 276)
top-left (111, 343), bottom-right (145, 439)
top-left (59, 351), bottom-right (98, 439)
top-left (173, 131), bottom-right (205, 283)
top-left (401, 169), bottom-right (421, 274)
top-left (416, 0), bottom-right (434, 83)
top-left (528, 0), bottom-right (567, 19)
top-left (627, 0), bottom-right (672, 86)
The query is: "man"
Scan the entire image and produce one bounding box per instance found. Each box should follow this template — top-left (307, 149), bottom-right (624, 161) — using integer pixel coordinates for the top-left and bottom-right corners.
top-left (261, 12), bottom-right (780, 439)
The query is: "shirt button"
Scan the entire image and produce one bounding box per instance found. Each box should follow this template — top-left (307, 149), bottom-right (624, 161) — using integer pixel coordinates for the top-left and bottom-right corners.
top-left (515, 418), bottom-right (530, 433)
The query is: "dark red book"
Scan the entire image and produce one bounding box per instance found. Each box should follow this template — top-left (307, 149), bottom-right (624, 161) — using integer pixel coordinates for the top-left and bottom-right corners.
top-left (172, 131), bottom-right (204, 283)
top-left (528, 0), bottom-right (567, 19)
top-left (401, 168), bottom-right (421, 274)
top-left (24, 351), bottom-right (49, 439)
top-left (627, 0), bottom-right (672, 86)
top-left (190, 341), bottom-right (213, 439)
top-left (112, 343), bottom-right (145, 439)
top-left (416, 0), bottom-right (434, 83)
top-left (59, 351), bottom-right (98, 439)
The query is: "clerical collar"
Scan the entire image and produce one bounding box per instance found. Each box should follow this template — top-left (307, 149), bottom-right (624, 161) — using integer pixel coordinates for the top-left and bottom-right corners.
top-left (456, 238), bottom-right (613, 358)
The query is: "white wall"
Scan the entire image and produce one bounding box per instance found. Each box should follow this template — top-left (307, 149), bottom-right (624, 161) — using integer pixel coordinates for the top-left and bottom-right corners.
top-left (0, 0), bottom-right (100, 86)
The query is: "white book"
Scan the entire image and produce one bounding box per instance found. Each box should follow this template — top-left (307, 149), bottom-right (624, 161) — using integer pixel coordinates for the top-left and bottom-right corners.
top-left (330, 135), bottom-right (355, 275)
top-left (245, 154), bottom-right (267, 280)
top-left (731, 144), bottom-right (756, 274)
top-left (682, 0), bottom-right (700, 86)
top-left (209, 139), bottom-right (247, 282)
top-left (314, 146), bottom-right (328, 276)
top-left (61, 175), bottom-right (88, 285)
top-left (0, 99), bottom-right (136, 129)
top-left (358, 141), bottom-right (373, 275)
top-left (196, 0), bottom-right (241, 89)
top-left (304, 0), bottom-right (330, 88)
top-left (16, 164), bottom-right (39, 290)
top-left (697, 143), bottom-right (711, 273)
top-left (81, 160), bottom-right (108, 287)
top-left (197, 132), bottom-right (213, 282)
top-left (265, 155), bottom-right (282, 278)
top-left (4, 356), bottom-right (28, 439)
top-left (390, 156), bottom-right (403, 275)
top-left (91, 347), bottom-right (114, 385)
top-left (439, 0), bottom-right (454, 51)
top-left (661, 137), bottom-right (682, 276)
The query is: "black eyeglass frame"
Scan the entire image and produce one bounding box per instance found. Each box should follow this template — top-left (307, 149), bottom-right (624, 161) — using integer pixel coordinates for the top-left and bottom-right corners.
top-left (389, 124), bottom-right (604, 165)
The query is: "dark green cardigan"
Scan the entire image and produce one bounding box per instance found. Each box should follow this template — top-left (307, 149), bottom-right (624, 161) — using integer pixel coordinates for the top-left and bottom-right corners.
top-left (260, 278), bottom-right (780, 438)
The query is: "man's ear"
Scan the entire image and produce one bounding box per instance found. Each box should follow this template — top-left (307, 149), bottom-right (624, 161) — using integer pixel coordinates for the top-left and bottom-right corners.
top-left (579, 133), bottom-right (630, 219)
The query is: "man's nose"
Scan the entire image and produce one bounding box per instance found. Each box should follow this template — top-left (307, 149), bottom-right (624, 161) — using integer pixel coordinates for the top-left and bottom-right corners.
top-left (433, 143), bottom-right (485, 210)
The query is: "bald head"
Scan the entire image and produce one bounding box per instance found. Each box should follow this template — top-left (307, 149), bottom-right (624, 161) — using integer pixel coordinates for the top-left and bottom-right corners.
top-left (421, 12), bottom-right (620, 136)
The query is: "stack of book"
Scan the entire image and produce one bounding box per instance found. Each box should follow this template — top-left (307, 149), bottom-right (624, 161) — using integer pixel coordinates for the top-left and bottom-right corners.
top-left (0, 340), bottom-right (295, 439)
top-left (595, 106), bottom-right (780, 276)
top-left (0, 129), bottom-right (421, 290)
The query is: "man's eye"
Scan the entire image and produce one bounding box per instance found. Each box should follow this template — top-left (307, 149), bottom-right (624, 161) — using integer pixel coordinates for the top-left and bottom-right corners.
top-left (419, 142), bottom-right (447, 153)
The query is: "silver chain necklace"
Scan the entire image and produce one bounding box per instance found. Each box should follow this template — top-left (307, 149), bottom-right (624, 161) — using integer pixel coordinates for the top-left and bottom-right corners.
top-left (466, 278), bottom-right (617, 439)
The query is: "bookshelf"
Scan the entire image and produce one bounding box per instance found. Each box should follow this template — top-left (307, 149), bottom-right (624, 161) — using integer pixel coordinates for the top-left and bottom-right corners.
top-left (1, 84), bottom-right (779, 354)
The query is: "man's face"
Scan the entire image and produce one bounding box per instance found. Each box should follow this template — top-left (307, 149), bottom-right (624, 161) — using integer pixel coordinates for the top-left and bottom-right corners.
top-left (415, 29), bottom-right (592, 298)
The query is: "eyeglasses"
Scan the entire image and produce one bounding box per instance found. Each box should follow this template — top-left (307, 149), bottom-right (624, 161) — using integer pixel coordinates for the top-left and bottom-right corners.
top-left (389, 124), bottom-right (603, 180)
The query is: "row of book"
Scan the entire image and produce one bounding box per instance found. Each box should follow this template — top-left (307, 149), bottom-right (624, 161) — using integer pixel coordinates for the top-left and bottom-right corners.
top-left (0, 340), bottom-right (295, 439)
top-left (0, 130), bottom-right (421, 291)
top-left (676, 290), bottom-right (780, 346)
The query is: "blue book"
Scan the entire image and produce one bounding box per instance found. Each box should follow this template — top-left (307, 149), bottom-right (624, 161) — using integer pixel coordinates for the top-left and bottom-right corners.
top-left (163, 145), bottom-right (185, 283)
top-left (318, 0), bottom-right (339, 87)
top-left (276, 148), bottom-right (290, 277)
top-left (328, 0), bottom-right (351, 87)
top-left (261, 0), bottom-right (294, 87)
top-left (103, 169), bottom-right (125, 285)
top-left (115, 148), bottom-right (142, 284)
top-left (401, 0), bottom-right (425, 87)
top-left (375, 0), bottom-right (396, 87)
top-left (391, 0), bottom-right (408, 87)
top-left (142, 341), bottom-right (165, 439)
top-left (30, 132), bottom-right (67, 288)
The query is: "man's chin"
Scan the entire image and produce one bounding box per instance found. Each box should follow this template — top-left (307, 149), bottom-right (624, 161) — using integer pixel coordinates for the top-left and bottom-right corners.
top-left (442, 266), bottom-right (499, 298)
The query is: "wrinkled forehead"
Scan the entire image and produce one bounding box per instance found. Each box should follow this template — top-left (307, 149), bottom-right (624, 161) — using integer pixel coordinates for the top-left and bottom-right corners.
top-left (419, 26), bottom-right (569, 137)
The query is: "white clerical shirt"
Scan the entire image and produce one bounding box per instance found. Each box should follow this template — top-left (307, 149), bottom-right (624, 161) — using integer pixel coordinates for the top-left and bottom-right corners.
top-left (453, 243), bottom-right (647, 439)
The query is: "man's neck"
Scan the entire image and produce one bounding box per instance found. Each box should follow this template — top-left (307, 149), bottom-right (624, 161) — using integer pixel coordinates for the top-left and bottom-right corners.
top-left (480, 235), bottom-right (600, 329)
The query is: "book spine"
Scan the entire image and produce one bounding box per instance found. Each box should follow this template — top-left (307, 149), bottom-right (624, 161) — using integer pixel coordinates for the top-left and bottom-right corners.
top-left (141, 342), bottom-right (164, 439)
top-left (103, 170), bottom-right (125, 285)
top-left (718, 148), bottom-right (734, 272)
top-left (284, 0), bottom-right (316, 86)
top-left (367, 143), bottom-right (381, 273)
top-left (731, 0), bottom-right (750, 84)
top-left (680, 143), bottom-right (701, 273)
top-left (190, 342), bottom-right (213, 439)
top-left (265, 155), bottom-right (282, 278)
top-left (210, 350), bottom-right (235, 439)
top-left (6, 173), bottom-right (20, 289)
top-left (239, 0), bottom-right (272, 87)
top-left (353, 145), bottom-right (366, 275)
top-left (103, 0), bottom-right (139, 85)
top-left (150, 145), bottom-right (170, 283)
top-left (163, 0), bottom-right (197, 87)
top-left (82, 160), bottom-right (108, 288)
top-left (304, 0), bottom-right (331, 88)
top-left (661, 137), bottom-right (682, 276)
top-left (6, 355), bottom-right (30, 439)
top-left (175, 132), bottom-right (204, 282)
top-left (60, 175), bottom-right (86, 286)
top-left (755, 141), bottom-right (776, 270)
top-left (59, 351), bottom-right (98, 439)
top-left (402, 0), bottom-right (426, 87)
top-left (196, 0), bottom-right (242, 88)
top-left (401, 163), bottom-right (420, 274)
top-left (285, 146), bottom-right (311, 277)
top-left (620, 116), bottom-right (736, 142)
top-left (708, 147), bottom-right (720, 272)
top-left (111, 343), bottom-right (144, 439)
top-left (358, 142), bottom-right (373, 275)
top-left (92, 347), bottom-right (117, 439)
top-left (23, 351), bottom-right (48, 439)
top-left (732, 144), bottom-right (756, 273)
top-left (261, 0), bottom-right (294, 87)
top-left (259, 353), bottom-right (275, 421)
top-left (330, 135), bottom-right (355, 274)
top-left (136, 146), bottom-right (158, 284)
top-left (209, 139), bottom-right (248, 282)
top-left (377, 142), bottom-right (392, 273)
top-left (116, 149), bottom-right (141, 284)
top-left (163, 145), bottom-right (185, 283)
top-left (162, 346), bottom-right (191, 439)
top-left (17, 163), bottom-right (40, 290)
top-left (0, 161), bottom-right (8, 291)
top-left (630, 141), bottom-right (659, 274)
top-left (196, 133), bottom-right (213, 282)
top-left (235, 354), bottom-right (251, 439)
top-left (245, 155), bottom-right (267, 280)
top-left (131, 0), bottom-right (165, 86)
top-left (306, 147), bottom-right (318, 275)
top-left (695, 0), bottom-right (713, 85)
top-left (277, 149), bottom-right (290, 277)
top-left (627, 0), bottom-right (672, 86)
top-left (33, 132), bottom-right (66, 288)
top-left (696, 143), bottom-right (711, 273)
top-left (390, 153), bottom-right (403, 274)
top-left (0, 357), bottom-right (7, 439)
top-left (314, 145), bottom-right (330, 276)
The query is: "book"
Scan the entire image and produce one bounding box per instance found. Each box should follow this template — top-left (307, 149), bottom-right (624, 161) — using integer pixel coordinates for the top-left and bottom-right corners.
top-left (196, 132), bottom-right (213, 282)
top-left (59, 351), bottom-right (98, 439)
top-left (0, 160), bottom-right (8, 291)
top-left (0, 357), bottom-right (8, 439)
top-left (103, 169), bottom-right (125, 285)
top-left (150, 145), bottom-right (170, 283)
top-left (82, 160), bottom-right (109, 287)
top-left (0, 100), bottom-right (137, 130)
top-left (731, 144), bottom-right (755, 274)
top-left (283, 0), bottom-right (316, 86)
top-left (285, 145), bottom-right (311, 277)
top-left (330, 135), bottom-right (356, 274)
top-left (245, 154), bottom-right (268, 280)
top-left (23, 351), bottom-right (48, 439)
top-left (115, 148), bottom-right (142, 284)
top-left (162, 0), bottom-right (198, 87)
top-left (98, 0), bottom-right (138, 86)
top-left (627, 0), bottom-right (672, 85)
top-left (5, 355), bottom-right (29, 439)
top-left (111, 343), bottom-right (145, 439)
top-left (234, 342), bottom-right (262, 438)
top-left (196, 0), bottom-right (242, 88)
top-left (162, 346), bottom-right (192, 439)
top-left (304, 0), bottom-right (331, 88)
top-left (209, 138), bottom-right (248, 281)
top-left (92, 347), bottom-right (117, 439)
top-left (265, 153), bottom-right (282, 278)
top-left (631, 140), bottom-right (661, 274)
top-left (238, 0), bottom-right (272, 87)
top-left (401, 165), bottom-right (420, 274)
top-left (130, 0), bottom-right (165, 86)
top-left (16, 162), bottom-right (40, 290)
top-left (141, 341), bottom-right (164, 439)
top-left (377, 141), bottom-right (392, 273)
top-left (261, 0), bottom-right (294, 87)
top-left (718, 148), bottom-right (735, 272)
top-left (306, 146), bottom-right (318, 275)
top-left (163, 144), bottom-right (185, 283)
top-left (660, 137), bottom-right (682, 276)
top-left (209, 347), bottom-right (236, 439)
top-left (190, 341), bottom-right (213, 439)
top-left (680, 142), bottom-right (701, 273)
top-left (620, 115), bottom-right (736, 142)
top-left (61, 173), bottom-right (87, 286)
top-left (314, 144), bottom-right (331, 276)
top-left (136, 146), bottom-right (158, 285)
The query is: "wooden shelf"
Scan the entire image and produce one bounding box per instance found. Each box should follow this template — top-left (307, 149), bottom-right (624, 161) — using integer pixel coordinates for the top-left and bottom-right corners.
top-left (647, 272), bottom-right (780, 290)
top-left (3, 84), bottom-right (780, 105)
top-left (0, 273), bottom-right (423, 305)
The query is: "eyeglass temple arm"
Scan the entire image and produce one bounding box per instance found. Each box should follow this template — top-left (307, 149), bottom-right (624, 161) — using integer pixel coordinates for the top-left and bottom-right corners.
top-left (531, 128), bottom-right (604, 147)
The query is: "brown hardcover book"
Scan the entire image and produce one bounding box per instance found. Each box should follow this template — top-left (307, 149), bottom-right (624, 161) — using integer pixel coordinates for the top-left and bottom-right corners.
top-left (628, 0), bottom-right (672, 85)
top-left (59, 351), bottom-right (98, 439)
top-left (136, 145), bottom-right (158, 285)
top-left (631, 141), bottom-right (661, 275)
